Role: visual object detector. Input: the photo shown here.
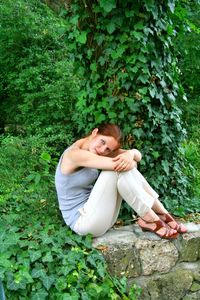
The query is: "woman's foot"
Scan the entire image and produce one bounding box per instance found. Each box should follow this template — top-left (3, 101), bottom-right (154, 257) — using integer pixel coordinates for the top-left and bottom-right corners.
top-left (158, 213), bottom-right (187, 234)
top-left (137, 218), bottom-right (179, 239)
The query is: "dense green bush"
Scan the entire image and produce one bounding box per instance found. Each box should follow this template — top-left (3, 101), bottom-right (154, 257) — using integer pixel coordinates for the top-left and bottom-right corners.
top-left (0, 134), bottom-right (55, 204)
top-left (174, 0), bottom-right (200, 209)
top-left (0, 135), bottom-right (140, 299)
top-left (0, 0), bottom-right (78, 150)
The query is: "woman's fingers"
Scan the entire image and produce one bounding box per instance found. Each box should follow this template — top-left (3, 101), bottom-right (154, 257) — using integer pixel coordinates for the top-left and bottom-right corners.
top-left (114, 160), bottom-right (130, 171)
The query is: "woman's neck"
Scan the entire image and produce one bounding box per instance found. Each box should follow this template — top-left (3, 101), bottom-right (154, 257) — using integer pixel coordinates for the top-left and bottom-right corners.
top-left (74, 136), bottom-right (91, 151)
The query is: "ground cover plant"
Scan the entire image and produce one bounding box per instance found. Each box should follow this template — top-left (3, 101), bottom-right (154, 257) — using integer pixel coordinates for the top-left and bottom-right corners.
top-left (0, 135), bottom-right (140, 299)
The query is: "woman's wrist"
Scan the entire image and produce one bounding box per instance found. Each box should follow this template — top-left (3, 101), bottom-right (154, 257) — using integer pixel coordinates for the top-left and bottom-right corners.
top-left (129, 149), bottom-right (142, 162)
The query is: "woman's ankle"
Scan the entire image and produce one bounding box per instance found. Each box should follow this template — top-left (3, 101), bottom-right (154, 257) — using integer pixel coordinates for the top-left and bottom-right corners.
top-left (141, 210), bottom-right (160, 223)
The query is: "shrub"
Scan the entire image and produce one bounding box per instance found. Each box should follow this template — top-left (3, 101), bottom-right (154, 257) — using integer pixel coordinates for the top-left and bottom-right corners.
top-left (0, 0), bottom-right (78, 150)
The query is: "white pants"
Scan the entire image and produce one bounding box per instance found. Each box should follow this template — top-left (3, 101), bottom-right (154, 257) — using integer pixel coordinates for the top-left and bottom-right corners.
top-left (74, 168), bottom-right (159, 237)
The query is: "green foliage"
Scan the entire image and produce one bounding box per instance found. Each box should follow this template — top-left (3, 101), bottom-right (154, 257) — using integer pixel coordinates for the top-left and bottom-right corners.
top-left (181, 138), bottom-right (200, 212)
top-left (60, 0), bottom-right (189, 212)
top-left (0, 135), bottom-right (54, 204)
top-left (174, 0), bottom-right (200, 211)
top-left (0, 0), bottom-right (78, 150)
top-left (0, 135), bottom-right (140, 299)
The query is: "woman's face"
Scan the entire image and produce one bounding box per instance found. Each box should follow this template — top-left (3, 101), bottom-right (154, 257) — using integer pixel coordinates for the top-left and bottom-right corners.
top-left (89, 129), bottom-right (119, 156)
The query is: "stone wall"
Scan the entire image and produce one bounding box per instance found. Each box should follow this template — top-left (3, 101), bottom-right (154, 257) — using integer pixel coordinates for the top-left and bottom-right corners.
top-left (93, 224), bottom-right (200, 300)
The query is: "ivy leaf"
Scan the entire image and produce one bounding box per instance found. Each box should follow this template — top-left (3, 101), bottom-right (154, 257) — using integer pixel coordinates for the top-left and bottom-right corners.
top-left (161, 160), bottom-right (169, 176)
top-left (111, 45), bottom-right (126, 59)
top-left (0, 252), bottom-right (13, 269)
top-left (90, 63), bottom-right (97, 72)
top-left (99, 0), bottom-right (116, 13)
top-left (41, 275), bottom-right (55, 291)
top-left (76, 32), bottom-right (87, 44)
top-left (133, 31), bottom-right (143, 40)
top-left (31, 268), bottom-right (46, 279)
top-left (149, 87), bottom-right (156, 98)
top-left (152, 151), bottom-right (160, 159)
top-left (0, 232), bottom-right (19, 253)
top-left (7, 278), bottom-right (26, 291)
top-left (42, 252), bottom-right (53, 263)
top-left (31, 289), bottom-right (48, 300)
top-left (108, 111), bottom-right (117, 118)
top-left (134, 21), bottom-right (144, 30)
top-left (168, 0), bottom-right (175, 13)
top-left (137, 74), bottom-right (149, 84)
top-left (55, 276), bottom-right (67, 291)
top-left (29, 250), bottom-right (42, 263)
top-left (137, 53), bottom-right (147, 63)
top-left (106, 22), bottom-right (116, 34)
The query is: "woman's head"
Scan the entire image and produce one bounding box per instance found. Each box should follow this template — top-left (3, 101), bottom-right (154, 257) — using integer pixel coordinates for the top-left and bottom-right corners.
top-left (96, 123), bottom-right (122, 146)
top-left (88, 123), bottom-right (122, 156)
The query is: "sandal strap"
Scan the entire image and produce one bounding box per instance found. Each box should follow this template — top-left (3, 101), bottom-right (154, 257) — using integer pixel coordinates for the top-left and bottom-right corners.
top-left (154, 219), bottom-right (173, 237)
top-left (163, 213), bottom-right (179, 230)
top-left (154, 219), bottom-right (167, 231)
top-left (164, 213), bottom-right (175, 223)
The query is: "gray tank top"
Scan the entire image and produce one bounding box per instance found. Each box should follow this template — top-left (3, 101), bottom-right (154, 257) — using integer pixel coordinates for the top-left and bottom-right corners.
top-left (55, 148), bottom-right (99, 230)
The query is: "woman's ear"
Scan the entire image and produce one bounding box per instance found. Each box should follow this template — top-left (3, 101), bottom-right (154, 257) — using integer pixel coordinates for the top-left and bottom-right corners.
top-left (91, 128), bottom-right (99, 137)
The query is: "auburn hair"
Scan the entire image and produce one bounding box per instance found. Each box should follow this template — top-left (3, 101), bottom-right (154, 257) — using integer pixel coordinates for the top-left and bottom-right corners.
top-left (96, 123), bottom-right (123, 147)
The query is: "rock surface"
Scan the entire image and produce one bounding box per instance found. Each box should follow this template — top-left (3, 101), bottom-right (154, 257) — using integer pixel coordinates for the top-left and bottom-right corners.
top-left (93, 224), bottom-right (200, 300)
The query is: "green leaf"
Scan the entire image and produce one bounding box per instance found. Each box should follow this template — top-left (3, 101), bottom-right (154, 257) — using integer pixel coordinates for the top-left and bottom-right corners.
top-left (31, 268), bottom-right (46, 279)
top-left (149, 87), bottom-right (156, 98)
top-left (99, 0), bottom-right (116, 13)
top-left (40, 152), bottom-right (51, 162)
top-left (168, 0), bottom-right (175, 13)
top-left (152, 151), bottom-right (160, 159)
top-left (7, 278), bottom-right (26, 291)
top-left (29, 250), bottom-right (42, 263)
top-left (42, 252), bottom-right (53, 263)
top-left (0, 232), bottom-right (19, 253)
top-left (55, 276), bottom-right (67, 291)
top-left (106, 22), bottom-right (116, 34)
top-left (111, 45), bottom-right (126, 59)
top-left (41, 275), bottom-right (55, 291)
top-left (34, 173), bottom-right (41, 185)
top-left (134, 21), bottom-right (144, 30)
top-left (137, 74), bottom-right (149, 84)
top-left (90, 63), bottom-right (97, 72)
top-left (161, 160), bottom-right (169, 176)
top-left (0, 252), bottom-right (13, 268)
top-left (31, 289), bottom-right (48, 300)
top-left (132, 31), bottom-right (143, 40)
top-left (76, 32), bottom-right (87, 44)
top-left (137, 53), bottom-right (147, 63)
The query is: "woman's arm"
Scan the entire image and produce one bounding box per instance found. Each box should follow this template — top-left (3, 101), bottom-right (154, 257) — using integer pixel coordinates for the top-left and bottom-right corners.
top-left (111, 148), bottom-right (142, 171)
top-left (61, 148), bottom-right (136, 174)
top-left (61, 144), bottom-right (140, 174)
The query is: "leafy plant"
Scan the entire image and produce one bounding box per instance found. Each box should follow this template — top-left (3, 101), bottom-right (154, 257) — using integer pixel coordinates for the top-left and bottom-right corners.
top-left (174, 0), bottom-right (200, 212)
top-left (0, 0), bottom-right (78, 150)
top-left (58, 0), bottom-right (190, 213)
top-left (0, 134), bottom-right (140, 299)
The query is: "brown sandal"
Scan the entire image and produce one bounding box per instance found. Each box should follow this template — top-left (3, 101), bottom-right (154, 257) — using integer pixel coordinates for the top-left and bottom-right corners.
top-left (137, 218), bottom-right (179, 239)
top-left (158, 213), bottom-right (187, 234)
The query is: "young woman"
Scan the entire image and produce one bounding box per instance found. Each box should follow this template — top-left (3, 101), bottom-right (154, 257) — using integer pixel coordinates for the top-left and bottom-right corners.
top-left (55, 123), bottom-right (187, 238)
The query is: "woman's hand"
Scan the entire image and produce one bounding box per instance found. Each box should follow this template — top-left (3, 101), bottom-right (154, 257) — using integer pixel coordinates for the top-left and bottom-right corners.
top-left (112, 151), bottom-right (137, 172)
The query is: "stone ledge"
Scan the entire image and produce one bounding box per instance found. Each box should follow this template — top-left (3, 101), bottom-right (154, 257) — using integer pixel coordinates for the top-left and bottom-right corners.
top-left (93, 224), bottom-right (200, 300)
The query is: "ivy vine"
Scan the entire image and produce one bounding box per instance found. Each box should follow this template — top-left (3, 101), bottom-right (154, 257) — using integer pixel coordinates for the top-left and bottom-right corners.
top-left (62, 0), bottom-right (189, 212)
